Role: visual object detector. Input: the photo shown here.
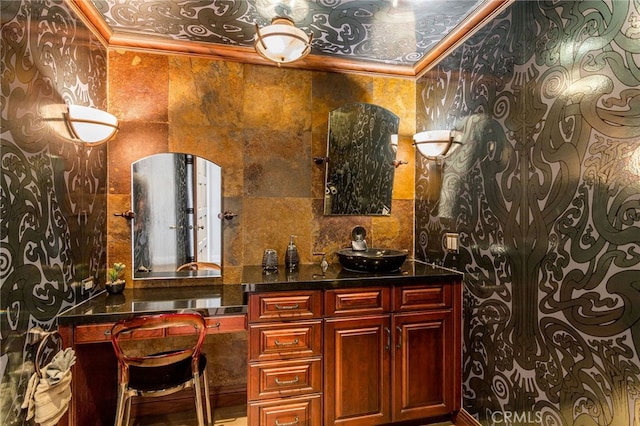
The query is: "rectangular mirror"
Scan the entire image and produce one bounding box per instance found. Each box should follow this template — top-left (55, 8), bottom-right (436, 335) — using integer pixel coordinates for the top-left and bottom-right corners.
top-left (324, 103), bottom-right (399, 215)
top-left (131, 153), bottom-right (222, 279)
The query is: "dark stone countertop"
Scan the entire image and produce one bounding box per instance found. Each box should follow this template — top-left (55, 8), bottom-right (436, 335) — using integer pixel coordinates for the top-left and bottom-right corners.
top-left (241, 260), bottom-right (462, 292)
top-left (57, 261), bottom-right (461, 326)
top-left (57, 285), bottom-right (246, 326)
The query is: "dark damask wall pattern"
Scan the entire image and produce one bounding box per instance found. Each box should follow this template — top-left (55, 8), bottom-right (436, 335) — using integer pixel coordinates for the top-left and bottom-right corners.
top-left (0, 1), bottom-right (108, 424)
top-left (92, 0), bottom-right (482, 65)
top-left (415, 1), bottom-right (640, 425)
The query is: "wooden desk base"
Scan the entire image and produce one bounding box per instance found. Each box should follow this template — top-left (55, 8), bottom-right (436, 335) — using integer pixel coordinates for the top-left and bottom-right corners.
top-left (60, 314), bottom-right (247, 426)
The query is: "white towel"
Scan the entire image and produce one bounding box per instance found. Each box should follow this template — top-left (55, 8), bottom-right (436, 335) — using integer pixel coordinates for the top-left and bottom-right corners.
top-left (21, 371), bottom-right (40, 420)
top-left (22, 348), bottom-right (76, 426)
top-left (33, 369), bottom-right (73, 426)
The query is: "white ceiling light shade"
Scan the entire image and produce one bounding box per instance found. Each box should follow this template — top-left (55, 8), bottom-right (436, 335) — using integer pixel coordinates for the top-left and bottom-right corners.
top-left (413, 130), bottom-right (462, 159)
top-left (65, 104), bottom-right (119, 144)
top-left (254, 17), bottom-right (313, 65)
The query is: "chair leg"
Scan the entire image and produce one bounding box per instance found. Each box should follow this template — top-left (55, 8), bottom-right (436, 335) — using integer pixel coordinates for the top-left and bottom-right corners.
top-left (114, 384), bottom-right (127, 426)
top-left (202, 367), bottom-right (212, 426)
top-left (193, 373), bottom-right (205, 426)
top-left (124, 394), bottom-right (132, 426)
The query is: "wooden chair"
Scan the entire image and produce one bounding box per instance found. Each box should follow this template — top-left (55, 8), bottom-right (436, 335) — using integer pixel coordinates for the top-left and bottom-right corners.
top-left (176, 262), bottom-right (221, 272)
top-left (110, 313), bottom-right (212, 426)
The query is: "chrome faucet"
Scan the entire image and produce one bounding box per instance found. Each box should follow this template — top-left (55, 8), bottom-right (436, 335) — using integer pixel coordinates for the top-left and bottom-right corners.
top-left (351, 226), bottom-right (368, 251)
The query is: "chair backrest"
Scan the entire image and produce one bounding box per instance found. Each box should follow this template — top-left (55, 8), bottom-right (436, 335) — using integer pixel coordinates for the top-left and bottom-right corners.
top-left (110, 313), bottom-right (207, 381)
top-left (177, 262), bottom-right (221, 272)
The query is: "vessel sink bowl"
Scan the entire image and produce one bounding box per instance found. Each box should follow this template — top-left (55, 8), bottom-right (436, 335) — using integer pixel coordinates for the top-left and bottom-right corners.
top-left (337, 248), bottom-right (407, 273)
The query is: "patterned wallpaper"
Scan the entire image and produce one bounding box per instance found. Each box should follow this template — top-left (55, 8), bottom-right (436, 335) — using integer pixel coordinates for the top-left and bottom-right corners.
top-left (0, 1), bottom-right (108, 424)
top-left (415, 0), bottom-right (640, 424)
top-left (91, 0), bottom-right (483, 65)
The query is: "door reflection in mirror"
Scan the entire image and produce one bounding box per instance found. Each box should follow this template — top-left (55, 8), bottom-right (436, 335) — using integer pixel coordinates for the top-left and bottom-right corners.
top-left (132, 153), bottom-right (222, 279)
top-left (324, 103), bottom-right (399, 215)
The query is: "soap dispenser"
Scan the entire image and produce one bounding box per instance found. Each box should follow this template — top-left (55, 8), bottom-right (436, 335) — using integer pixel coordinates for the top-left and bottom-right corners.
top-left (285, 235), bottom-right (299, 270)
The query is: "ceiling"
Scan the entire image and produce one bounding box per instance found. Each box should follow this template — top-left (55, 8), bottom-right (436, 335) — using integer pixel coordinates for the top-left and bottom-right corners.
top-left (69, 0), bottom-right (511, 77)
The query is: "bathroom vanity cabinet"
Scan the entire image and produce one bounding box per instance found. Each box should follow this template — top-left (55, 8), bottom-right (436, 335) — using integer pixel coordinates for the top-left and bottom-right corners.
top-left (243, 261), bottom-right (462, 426)
top-left (57, 262), bottom-right (462, 426)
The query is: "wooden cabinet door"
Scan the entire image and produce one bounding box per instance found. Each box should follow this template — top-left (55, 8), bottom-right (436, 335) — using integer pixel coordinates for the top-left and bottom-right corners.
top-left (324, 315), bottom-right (391, 426)
top-left (392, 310), bottom-right (454, 421)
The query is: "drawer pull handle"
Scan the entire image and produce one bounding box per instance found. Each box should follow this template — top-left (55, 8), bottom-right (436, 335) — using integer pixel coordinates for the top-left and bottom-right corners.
top-left (104, 329), bottom-right (111, 336)
top-left (208, 322), bottom-right (221, 329)
top-left (274, 338), bottom-right (299, 347)
top-left (275, 416), bottom-right (299, 426)
top-left (274, 304), bottom-right (300, 310)
top-left (275, 375), bottom-right (299, 385)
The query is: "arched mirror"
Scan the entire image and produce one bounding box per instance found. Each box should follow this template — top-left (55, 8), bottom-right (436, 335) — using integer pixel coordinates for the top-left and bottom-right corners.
top-left (324, 103), bottom-right (399, 215)
top-left (131, 153), bottom-right (222, 279)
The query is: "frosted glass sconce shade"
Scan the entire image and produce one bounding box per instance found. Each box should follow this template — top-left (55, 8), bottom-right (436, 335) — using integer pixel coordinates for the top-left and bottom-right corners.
top-left (65, 105), bottom-right (119, 144)
top-left (413, 130), bottom-right (462, 159)
top-left (255, 17), bottom-right (313, 65)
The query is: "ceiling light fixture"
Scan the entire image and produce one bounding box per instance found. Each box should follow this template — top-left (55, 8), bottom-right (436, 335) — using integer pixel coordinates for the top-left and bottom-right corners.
top-left (65, 104), bottom-right (119, 144)
top-left (254, 17), bottom-right (313, 66)
top-left (413, 129), bottom-right (462, 159)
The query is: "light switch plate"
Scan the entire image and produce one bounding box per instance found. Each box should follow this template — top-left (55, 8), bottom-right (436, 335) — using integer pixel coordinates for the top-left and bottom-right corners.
top-left (82, 277), bottom-right (94, 291)
top-left (445, 232), bottom-right (459, 253)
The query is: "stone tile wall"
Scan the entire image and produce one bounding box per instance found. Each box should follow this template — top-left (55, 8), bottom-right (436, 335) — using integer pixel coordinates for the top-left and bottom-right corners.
top-left (108, 52), bottom-right (417, 286)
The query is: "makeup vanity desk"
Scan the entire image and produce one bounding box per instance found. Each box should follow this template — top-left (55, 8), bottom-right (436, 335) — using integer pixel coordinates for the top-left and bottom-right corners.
top-left (57, 285), bottom-right (246, 426)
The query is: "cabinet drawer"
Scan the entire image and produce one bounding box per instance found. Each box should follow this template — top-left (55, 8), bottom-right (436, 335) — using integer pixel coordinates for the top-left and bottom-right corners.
top-left (325, 287), bottom-right (390, 316)
top-left (166, 315), bottom-right (247, 336)
top-left (249, 358), bottom-right (322, 400)
top-left (249, 394), bottom-right (322, 426)
top-left (75, 323), bottom-right (162, 343)
top-left (249, 320), bottom-right (322, 361)
top-left (394, 284), bottom-right (452, 311)
top-left (249, 291), bottom-right (322, 322)
top-left (75, 324), bottom-right (114, 343)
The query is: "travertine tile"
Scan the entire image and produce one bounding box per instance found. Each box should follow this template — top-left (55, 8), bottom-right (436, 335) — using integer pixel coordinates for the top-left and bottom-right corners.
top-left (109, 51), bottom-right (168, 122)
top-left (242, 197), bottom-right (313, 265)
top-left (243, 128), bottom-right (312, 198)
top-left (243, 64), bottom-right (312, 133)
top-left (109, 121), bottom-right (169, 195)
top-left (169, 57), bottom-right (244, 128)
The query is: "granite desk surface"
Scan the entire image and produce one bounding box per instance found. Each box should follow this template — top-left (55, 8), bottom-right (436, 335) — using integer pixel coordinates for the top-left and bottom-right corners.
top-left (58, 261), bottom-right (461, 326)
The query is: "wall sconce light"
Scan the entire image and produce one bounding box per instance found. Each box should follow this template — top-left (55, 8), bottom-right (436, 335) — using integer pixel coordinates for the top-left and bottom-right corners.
top-left (65, 104), bottom-right (119, 144)
top-left (254, 17), bottom-right (313, 66)
top-left (413, 130), bottom-right (462, 160)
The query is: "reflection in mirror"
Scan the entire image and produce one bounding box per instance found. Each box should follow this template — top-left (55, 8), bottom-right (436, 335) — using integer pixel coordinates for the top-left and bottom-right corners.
top-left (324, 103), bottom-right (399, 215)
top-left (132, 153), bottom-right (222, 279)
